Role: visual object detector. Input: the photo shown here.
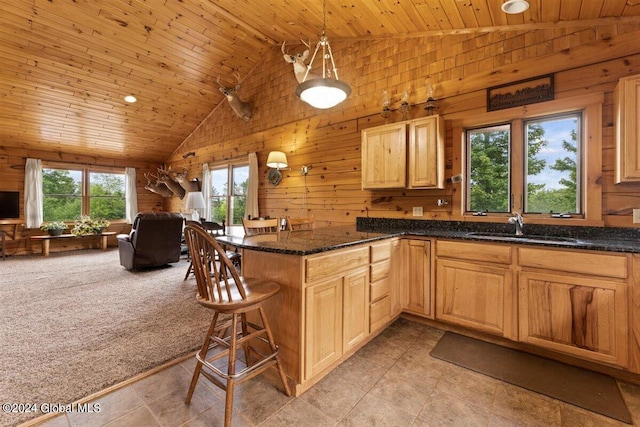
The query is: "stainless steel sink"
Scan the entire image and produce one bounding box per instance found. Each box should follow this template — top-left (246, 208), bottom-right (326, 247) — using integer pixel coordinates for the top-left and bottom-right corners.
top-left (465, 231), bottom-right (581, 244)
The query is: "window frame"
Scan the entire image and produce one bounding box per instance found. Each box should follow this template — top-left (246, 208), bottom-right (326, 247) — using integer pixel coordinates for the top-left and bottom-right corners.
top-left (522, 112), bottom-right (583, 215)
top-left (465, 122), bottom-right (512, 213)
top-left (42, 161), bottom-right (126, 222)
top-left (208, 160), bottom-right (249, 226)
top-left (465, 112), bottom-right (584, 216)
top-left (452, 93), bottom-right (603, 225)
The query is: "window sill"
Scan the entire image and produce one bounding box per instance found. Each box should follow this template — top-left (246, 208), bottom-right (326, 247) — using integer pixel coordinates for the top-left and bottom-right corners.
top-left (461, 214), bottom-right (604, 227)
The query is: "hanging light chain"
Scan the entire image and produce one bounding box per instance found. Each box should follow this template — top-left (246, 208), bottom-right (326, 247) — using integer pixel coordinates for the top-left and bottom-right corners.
top-left (325, 39), bottom-right (339, 80)
top-left (322, 0), bottom-right (327, 35)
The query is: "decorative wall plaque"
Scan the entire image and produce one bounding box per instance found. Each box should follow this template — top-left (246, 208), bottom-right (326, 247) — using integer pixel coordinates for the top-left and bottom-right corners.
top-left (487, 74), bottom-right (554, 112)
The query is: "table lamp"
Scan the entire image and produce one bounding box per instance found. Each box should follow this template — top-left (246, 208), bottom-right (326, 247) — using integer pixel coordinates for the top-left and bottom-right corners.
top-left (185, 191), bottom-right (206, 221)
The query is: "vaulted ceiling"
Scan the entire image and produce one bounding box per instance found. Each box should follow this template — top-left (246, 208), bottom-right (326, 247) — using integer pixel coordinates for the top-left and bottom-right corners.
top-left (1, 0), bottom-right (639, 164)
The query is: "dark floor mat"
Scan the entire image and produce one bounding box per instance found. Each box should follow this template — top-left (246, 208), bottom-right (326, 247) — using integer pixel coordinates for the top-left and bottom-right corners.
top-left (430, 332), bottom-right (632, 424)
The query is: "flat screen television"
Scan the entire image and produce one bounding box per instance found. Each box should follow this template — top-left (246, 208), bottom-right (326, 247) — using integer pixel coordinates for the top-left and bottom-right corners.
top-left (0, 191), bottom-right (20, 219)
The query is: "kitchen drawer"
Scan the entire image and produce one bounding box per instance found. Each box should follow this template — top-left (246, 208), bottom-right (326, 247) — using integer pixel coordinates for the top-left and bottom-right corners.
top-left (370, 276), bottom-right (390, 302)
top-left (437, 240), bottom-right (512, 264)
top-left (370, 259), bottom-right (391, 282)
top-left (305, 246), bottom-right (369, 283)
top-left (518, 247), bottom-right (628, 279)
top-left (370, 295), bottom-right (391, 332)
top-left (370, 241), bottom-right (392, 263)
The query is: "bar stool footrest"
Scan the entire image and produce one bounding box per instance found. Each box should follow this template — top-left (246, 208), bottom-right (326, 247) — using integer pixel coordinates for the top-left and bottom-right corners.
top-left (197, 341), bottom-right (280, 380)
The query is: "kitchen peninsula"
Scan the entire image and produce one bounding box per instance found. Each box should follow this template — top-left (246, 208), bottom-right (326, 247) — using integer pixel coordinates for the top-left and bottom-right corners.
top-left (217, 219), bottom-right (640, 394)
top-left (218, 225), bottom-right (397, 395)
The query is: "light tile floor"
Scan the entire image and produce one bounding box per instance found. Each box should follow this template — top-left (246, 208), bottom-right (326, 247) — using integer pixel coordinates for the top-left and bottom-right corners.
top-left (35, 319), bottom-right (640, 427)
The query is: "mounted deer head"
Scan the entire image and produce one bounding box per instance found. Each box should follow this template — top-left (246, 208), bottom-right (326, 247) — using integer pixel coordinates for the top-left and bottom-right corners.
top-left (173, 168), bottom-right (201, 193)
top-left (217, 73), bottom-right (253, 122)
top-left (282, 40), bottom-right (320, 84)
top-left (157, 166), bottom-right (186, 199)
top-left (143, 172), bottom-right (174, 198)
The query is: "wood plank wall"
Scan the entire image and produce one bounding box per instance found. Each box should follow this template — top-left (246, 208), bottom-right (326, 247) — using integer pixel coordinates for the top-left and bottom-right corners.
top-left (3, 23), bottom-right (640, 256)
top-left (0, 146), bottom-right (163, 255)
top-left (165, 23), bottom-right (640, 229)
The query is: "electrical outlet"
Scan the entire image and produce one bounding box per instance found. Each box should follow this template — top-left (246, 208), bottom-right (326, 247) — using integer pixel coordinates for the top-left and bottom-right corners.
top-left (412, 207), bottom-right (423, 217)
top-left (634, 209), bottom-right (640, 224)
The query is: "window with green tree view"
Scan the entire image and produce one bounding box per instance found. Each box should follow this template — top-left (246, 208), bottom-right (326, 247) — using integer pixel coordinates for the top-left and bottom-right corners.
top-left (209, 163), bottom-right (248, 225)
top-left (43, 167), bottom-right (125, 222)
top-left (466, 112), bottom-right (582, 215)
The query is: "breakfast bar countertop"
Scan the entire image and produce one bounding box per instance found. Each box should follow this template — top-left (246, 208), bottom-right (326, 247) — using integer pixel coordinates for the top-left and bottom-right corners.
top-left (216, 225), bottom-right (395, 256)
top-left (217, 218), bottom-right (640, 255)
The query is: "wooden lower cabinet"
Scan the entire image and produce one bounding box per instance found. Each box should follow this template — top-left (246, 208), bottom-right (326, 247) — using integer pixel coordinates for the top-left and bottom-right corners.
top-left (435, 241), bottom-right (514, 340)
top-left (304, 277), bottom-right (343, 380)
top-left (402, 239), bottom-right (432, 317)
top-left (304, 267), bottom-right (369, 380)
top-left (390, 238), bottom-right (403, 316)
top-left (246, 237), bottom-right (637, 395)
top-left (432, 241), bottom-right (630, 369)
top-left (519, 270), bottom-right (628, 367)
top-left (518, 246), bottom-right (630, 367)
top-left (245, 242), bottom-right (376, 393)
top-left (370, 296), bottom-right (392, 332)
top-left (343, 268), bottom-right (370, 351)
top-left (436, 258), bottom-right (513, 338)
top-left (369, 238), bottom-right (400, 332)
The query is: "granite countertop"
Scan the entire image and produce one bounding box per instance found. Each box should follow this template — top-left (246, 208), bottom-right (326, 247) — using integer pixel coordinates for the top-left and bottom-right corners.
top-left (216, 218), bottom-right (640, 255)
top-left (357, 217), bottom-right (640, 254)
top-left (216, 225), bottom-right (394, 256)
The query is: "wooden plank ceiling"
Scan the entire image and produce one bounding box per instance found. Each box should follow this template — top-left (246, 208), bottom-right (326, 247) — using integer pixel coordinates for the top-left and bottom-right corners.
top-left (1, 0), bottom-right (639, 164)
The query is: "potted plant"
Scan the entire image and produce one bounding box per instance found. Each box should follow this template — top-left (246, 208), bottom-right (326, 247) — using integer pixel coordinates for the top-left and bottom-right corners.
top-left (71, 215), bottom-right (111, 235)
top-left (40, 221), bottom-right (67, 236)
top-left (92, 217), bottom-right (111, 234)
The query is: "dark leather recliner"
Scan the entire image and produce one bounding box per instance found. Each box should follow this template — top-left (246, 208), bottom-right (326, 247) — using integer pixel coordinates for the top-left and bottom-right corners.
top-left (117, 212), bottom-right (184, 270)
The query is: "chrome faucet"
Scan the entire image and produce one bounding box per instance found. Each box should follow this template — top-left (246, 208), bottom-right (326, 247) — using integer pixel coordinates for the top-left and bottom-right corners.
top-left (508, 212), bottom-right (524, 236)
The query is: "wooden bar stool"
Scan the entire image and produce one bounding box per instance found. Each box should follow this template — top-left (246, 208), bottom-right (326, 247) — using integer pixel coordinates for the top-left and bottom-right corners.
top-left (183, 220), bottom-right (240, 280)
top-left (242, 217), bottom-right (280, 236)
top-left (286, 215), bottom-right (315, 231)
top-left (183, 224), bottom-right (290, 427)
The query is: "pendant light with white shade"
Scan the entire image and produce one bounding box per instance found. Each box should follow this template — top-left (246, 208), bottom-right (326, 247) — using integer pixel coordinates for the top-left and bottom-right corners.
top-left (295, 0), bottom-right (351, 109)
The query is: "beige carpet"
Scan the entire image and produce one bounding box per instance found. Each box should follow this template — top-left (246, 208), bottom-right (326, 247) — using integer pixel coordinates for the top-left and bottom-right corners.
top-left (0, 249), bottom-right (211, 427)
top-left (431, 332), bottom-right (632, 424)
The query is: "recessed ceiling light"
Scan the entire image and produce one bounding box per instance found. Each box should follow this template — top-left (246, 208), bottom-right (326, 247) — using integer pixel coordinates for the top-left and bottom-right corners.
top-left (124, 95), bottom-right (137, 103)
top-left (501, 0), bottom-right (529, 14)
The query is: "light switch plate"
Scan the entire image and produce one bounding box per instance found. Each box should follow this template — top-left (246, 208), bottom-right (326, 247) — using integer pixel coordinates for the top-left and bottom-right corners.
top-left (412, 207), bottom-right (423, 217)
top-left (634, 209), bottom-right (640, 224)
top-left (451, 174), bottom-right (463, 183)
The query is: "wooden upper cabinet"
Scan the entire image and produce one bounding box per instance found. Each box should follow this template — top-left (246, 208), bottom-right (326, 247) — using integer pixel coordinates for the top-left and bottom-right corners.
top-left (615, 74), bottom-right (640, 183)
top-left (408, 116), bottom-right (445, 189)
top-left (361, 122), bottom-right (406, 189)
top-left (361, 115), bottom-right (445, 190)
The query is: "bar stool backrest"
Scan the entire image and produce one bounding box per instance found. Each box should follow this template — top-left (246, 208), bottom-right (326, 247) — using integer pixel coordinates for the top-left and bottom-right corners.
top-left (242, 217), bottom-right (280, 236)
top-left (286, 215), bottom-right (314, 231)
top-left (184, 224), bottom-right (246, 305)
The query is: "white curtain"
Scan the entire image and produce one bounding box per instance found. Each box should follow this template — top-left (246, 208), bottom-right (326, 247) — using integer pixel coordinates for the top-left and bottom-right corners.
top-left (24, 158), bottom-right (43, 228)
top-left (202, 163), bottom-right (211, 221)
top-left (246, 152), bottom-right (259, 219)
top-left (125, 167), bottom-right (138, 224)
